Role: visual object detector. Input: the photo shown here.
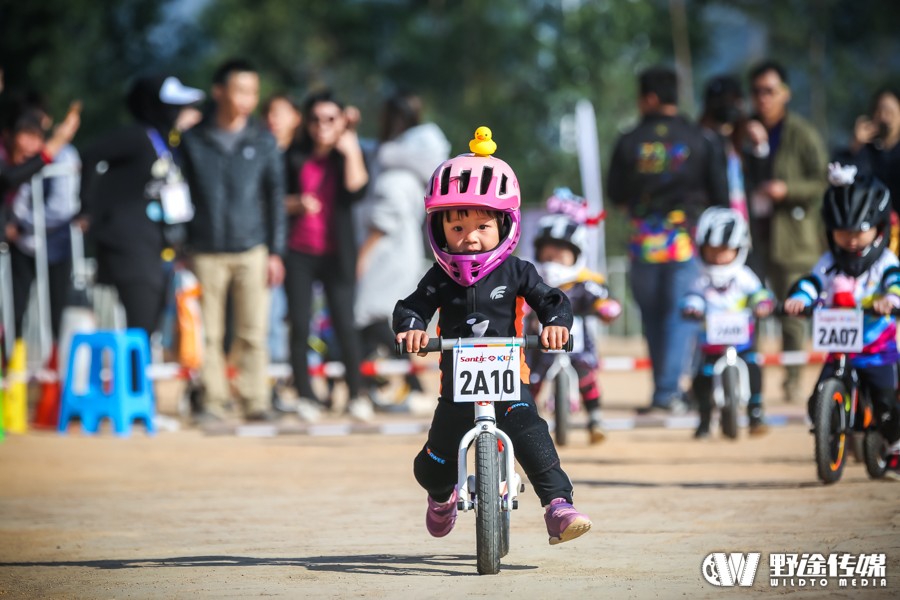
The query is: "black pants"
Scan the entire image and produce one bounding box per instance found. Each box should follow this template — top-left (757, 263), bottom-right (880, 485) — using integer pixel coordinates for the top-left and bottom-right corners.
top-left (413, 387), bottom-right (573, 506)
top-left (115, 279), bottom-right (166, 337)
top-left (284, 251), bottom-right (362, 402)
top-left (10, 244), bottom-right (71, 340)
top-left (692, 350), bottom-right (763, 424)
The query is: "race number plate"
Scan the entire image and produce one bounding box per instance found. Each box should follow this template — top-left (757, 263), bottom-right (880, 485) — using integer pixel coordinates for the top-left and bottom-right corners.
top-left (705, 310), bottom-right (751, 346)
top-left (813, 309), bottom-right (863, 353)
top-left (453, 342), bottom-right (521, 402)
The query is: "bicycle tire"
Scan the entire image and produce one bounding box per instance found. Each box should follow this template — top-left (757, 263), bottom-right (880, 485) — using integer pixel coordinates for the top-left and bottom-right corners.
top-left (475, 432), bottom-right (501, 575)
top-left (849, 432), bottom-right (865, 463)
top-left (499, 445), bottom-right (510, 558)
top-left (863, 429), bottom-right (889, 479)
top-left (554, 373), bottom-right (570, 447)
top-left (814, 379), bottom-right (848, 484)
top-left (720, 365), bottom-right (740, 440)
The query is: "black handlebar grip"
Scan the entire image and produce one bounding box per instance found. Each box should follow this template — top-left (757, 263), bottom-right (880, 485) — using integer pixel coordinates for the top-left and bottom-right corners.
top-left (524, 334), bottom-right (574, 351)
top-left (394, 337), bottom-right (443, 356)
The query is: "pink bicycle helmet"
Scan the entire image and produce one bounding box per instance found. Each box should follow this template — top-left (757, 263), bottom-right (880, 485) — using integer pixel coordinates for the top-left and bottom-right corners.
top-left (425, 152), bottom-right (521, 286)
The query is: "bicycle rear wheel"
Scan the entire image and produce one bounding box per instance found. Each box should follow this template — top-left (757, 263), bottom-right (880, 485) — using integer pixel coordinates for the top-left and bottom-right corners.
top-left (863, 429), bottom-right (889, 479)
top-left (499, 445), bottom-right (510, 558)
top-left (554, 374), bottom-right (570, 446)
top-left (475, 432), bottom-right (501, 575)
top-left (720, 366), bottom-right (740, 440)
top-left (814, 379), bottom-right (849, 484)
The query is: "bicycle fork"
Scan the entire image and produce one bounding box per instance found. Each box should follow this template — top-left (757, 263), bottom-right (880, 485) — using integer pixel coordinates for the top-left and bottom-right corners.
top-left (457, 402), bottom-right (523, 512)
top-left (711, 346), bottom-right (752, 409)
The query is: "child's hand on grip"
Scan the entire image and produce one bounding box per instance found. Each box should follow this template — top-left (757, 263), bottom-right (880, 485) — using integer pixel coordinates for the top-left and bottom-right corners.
top-left (541, 325), bottom-right (569, 351)
top-left (397, 330), bottom-right (429, 354)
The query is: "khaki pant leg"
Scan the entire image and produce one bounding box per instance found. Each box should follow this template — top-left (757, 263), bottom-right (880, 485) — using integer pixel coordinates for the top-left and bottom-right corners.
top-left (768, 265), bottom-right (810, 353)
top-left (193, 253), bottom-right (232, 412)
top-left (230, 245), bottom-right (271, 413)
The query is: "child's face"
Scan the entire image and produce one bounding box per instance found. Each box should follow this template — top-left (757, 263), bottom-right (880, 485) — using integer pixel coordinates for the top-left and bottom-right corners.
top-left (442, 210), bottom-right (500, 253)
top-left (537, 243), bottom-right (576, 266)
top-left (833, 228), bottom-right (878, 252)
top-left (701, 244), bottom-right (739, 265)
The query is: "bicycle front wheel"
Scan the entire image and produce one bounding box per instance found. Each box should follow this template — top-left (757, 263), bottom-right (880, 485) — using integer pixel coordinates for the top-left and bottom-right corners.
top-left (814, 379), bottom-right (849, 484)
top-left (720, 365), bottom-right (740, 440)
top-left (475, 432), bottom-right (501, 575)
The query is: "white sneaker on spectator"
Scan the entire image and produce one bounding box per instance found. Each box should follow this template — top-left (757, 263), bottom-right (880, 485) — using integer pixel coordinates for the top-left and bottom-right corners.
top-left (296, 398), bottom-right (322, 423)
top-left (347, 397), bottom-right (375, 422)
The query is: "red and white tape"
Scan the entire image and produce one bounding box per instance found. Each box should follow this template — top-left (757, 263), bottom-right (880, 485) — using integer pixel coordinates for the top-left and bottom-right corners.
top-left (16, 350), bottom-right (829, 386)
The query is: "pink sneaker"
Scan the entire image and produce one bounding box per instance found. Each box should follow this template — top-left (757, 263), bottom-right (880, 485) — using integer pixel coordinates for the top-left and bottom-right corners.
top-left (544, 498), bottom-right (592, 545)
top-left (885, 450), bottom-right (900, 481)
top-left (426, 488), bottom-right (458, 537)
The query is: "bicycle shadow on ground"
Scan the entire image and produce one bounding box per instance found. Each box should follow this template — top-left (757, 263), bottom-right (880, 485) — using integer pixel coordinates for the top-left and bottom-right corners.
top-left (573, 478), bottom-right (826, 490)
top-left (0, 554), bottom-right (538, 577)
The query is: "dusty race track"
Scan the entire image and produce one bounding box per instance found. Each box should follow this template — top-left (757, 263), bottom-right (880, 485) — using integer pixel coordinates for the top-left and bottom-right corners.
top-left (1, 426), bottom-right (899, 599)
top-left (1, 362), bottom-right (899, 599)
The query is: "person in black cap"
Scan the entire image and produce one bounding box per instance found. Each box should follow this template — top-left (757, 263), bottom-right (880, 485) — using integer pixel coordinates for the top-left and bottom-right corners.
top-left (699, 74), bottom-right (752, 234)
top-left (79, 74), bottom-right (205, 336)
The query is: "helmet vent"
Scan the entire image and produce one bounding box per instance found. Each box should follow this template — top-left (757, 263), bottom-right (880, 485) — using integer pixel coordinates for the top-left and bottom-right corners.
top-left (458, 170), bottom-right (471, 193)
top-left (440, 166), bottom-right (451, 195)
top-left (499, 174), bottom-right (508, 196)
top-left (480, 166), bottom-right (493, 195)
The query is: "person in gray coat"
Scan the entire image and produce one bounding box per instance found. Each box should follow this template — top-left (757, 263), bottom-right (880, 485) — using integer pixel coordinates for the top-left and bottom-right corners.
top-left (355, 92), bottom-right (449, 409)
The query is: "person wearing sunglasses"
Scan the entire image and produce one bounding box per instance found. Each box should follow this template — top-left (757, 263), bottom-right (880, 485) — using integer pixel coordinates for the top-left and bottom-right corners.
top-left (742, 59), bottom-right (828, 403)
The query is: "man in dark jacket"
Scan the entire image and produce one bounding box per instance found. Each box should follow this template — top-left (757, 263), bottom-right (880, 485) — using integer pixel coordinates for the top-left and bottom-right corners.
top-left (608, 65), bottom-right (729, 414)
top-left (181, 58), bottom-right (287, 423)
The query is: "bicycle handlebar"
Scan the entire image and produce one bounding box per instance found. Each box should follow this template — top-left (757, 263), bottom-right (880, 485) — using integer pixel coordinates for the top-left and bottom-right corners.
top-left (395, 335), bottom-right (574, 356)
top-left (776, 303), bottom-right (900, 317)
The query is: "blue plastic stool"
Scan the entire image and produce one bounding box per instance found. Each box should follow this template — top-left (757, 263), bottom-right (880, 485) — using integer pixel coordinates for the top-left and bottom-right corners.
top-left (59, 329), bottom-right (156, 436)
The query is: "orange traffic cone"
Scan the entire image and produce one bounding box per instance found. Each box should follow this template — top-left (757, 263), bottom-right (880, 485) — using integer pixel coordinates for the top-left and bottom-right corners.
top-left (33, 344), bottom-right (61, 429)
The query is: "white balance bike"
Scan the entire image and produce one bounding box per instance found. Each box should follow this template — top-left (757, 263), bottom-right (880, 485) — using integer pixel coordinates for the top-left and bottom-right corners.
top-left (398, 334), bottom-right (572, 575)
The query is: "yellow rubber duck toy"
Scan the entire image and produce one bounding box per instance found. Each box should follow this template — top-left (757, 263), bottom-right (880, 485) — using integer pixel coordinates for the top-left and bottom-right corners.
top-left (469, 126), bottom-right (497, 157)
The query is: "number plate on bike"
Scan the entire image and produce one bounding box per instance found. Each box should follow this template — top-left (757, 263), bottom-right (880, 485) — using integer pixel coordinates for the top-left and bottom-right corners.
top-left (705, 310), bottom-right (751, 345)
top-left (453, 342), bottom-right (521, 402)
top-left (813, 309), bottom-right (863, 352)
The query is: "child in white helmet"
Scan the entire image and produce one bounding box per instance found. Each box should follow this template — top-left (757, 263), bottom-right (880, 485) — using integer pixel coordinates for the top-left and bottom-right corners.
top-left (682, 206), bottom-right (774, 438)
top-left (527, 188), bottom-right (621, 443)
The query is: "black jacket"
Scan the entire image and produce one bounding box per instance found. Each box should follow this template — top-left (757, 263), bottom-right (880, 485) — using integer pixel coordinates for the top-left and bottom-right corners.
top-left (393, 256), bottom-right (573, 398)
top-left (608, 113), bottom-right (729, 224)
top-left (79, 124), bottom-right (170, 285)
top-left (181, 118), bottom-right (286, 255)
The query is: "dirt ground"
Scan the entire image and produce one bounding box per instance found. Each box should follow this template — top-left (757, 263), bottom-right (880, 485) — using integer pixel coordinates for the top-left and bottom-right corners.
top-left (1, 360), bottom-right (899, 599)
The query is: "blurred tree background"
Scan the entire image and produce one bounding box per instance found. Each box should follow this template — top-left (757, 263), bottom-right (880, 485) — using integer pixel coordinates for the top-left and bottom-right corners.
top-left (2, 0), bottom-right (899, 256)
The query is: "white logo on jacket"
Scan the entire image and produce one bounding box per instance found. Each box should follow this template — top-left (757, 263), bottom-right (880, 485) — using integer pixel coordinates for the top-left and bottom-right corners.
top-left (490, 286), bottom-right (507, 300)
